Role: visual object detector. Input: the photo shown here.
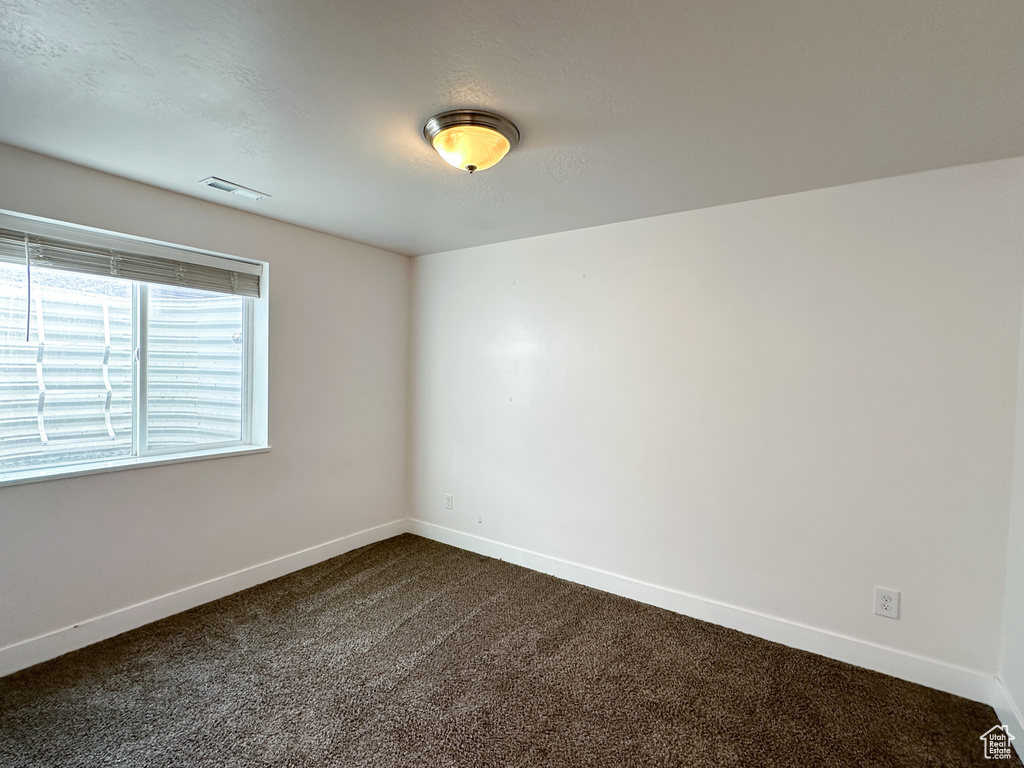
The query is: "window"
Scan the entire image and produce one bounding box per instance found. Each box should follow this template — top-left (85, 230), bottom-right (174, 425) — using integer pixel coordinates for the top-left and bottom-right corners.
top-left (0, 211), bottom-right (268, 484)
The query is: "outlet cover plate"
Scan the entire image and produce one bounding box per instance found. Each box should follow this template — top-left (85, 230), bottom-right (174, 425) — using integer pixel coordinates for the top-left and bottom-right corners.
top-left (874, 587), bottom-right (900, 619)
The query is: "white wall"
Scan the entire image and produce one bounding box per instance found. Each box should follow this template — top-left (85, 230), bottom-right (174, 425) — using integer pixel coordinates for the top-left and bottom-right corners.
top-left (4, 141), bottom-right (1023, 713)
top-left (411, 157), bottom-right (1024, 677)
top-left (1001, 302), bottom-right (1024, 731)
top-left (0, 144), bottom-right (410, 663)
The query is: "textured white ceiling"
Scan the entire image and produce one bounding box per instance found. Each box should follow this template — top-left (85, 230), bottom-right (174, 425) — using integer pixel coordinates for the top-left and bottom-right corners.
top-left (1, 0), bottom-right (1022, 256)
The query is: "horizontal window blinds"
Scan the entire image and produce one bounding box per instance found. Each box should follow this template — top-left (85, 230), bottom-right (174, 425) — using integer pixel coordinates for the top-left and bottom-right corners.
top-left (0, 226), bottom-right (261, 298)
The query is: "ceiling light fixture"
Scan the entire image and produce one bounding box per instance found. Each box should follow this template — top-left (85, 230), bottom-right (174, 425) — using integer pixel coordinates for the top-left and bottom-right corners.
top-left (423, 109), bottom-right (520, 174)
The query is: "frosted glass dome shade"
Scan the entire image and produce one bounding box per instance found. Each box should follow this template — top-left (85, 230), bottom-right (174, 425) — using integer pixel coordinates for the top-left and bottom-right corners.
top-left (423, 110), bottom-right (520, 173)
top-left (432, 126), bottom-right (510, 173)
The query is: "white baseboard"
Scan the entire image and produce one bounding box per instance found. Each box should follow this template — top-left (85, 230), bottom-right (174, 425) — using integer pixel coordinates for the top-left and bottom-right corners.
top-left (993, 678), bottom-right (1024, 754)
top-left (4, 515), bottom-right (1011, 729)
top-left (409, 519), bottom-right (997, 706)
top-left (0, 518), bottom-right (409, 678)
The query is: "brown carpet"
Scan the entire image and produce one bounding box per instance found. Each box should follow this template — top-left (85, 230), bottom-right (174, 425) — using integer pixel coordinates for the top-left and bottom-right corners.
top-left (0, 534), bottom-right (1018, 767)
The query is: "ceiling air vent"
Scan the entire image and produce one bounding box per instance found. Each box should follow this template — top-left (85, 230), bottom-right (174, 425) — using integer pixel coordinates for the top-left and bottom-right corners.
top-left (198, 177), bottom-right (270, 201)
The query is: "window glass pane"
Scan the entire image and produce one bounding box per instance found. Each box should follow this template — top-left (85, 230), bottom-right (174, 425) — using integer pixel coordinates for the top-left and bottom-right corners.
top-left (0, 263), bottom-right (133, 472)
top-left (146, 285), bottom-right (245, 450)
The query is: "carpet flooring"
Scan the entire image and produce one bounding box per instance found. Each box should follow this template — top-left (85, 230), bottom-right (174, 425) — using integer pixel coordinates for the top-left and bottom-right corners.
top-left (0, 534), bottom-right (1018, 767)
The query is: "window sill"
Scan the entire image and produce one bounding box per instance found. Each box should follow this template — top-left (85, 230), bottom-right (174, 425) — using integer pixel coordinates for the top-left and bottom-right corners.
top-left (0, 444), bottom-right (272, 488)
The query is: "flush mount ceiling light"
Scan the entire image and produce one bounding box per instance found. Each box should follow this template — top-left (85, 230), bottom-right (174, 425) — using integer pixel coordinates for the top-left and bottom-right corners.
top-left (423, 109), bottom-right (520, 173)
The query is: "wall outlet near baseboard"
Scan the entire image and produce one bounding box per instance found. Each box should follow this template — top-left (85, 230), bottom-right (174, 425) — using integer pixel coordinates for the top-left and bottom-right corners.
top-left (444, 494), bottom-right (453, 510)
top-left (874, 587), bottom-right (900, 619)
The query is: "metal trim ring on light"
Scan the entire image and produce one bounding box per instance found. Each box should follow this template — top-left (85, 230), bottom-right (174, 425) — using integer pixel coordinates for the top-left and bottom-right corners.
top-left (423, 110), bottom-right (521, 148)
top-left (423, 109), bottom-right (521, 172)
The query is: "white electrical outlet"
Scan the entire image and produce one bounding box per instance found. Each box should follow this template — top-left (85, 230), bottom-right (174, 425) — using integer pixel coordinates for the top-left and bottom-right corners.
top-left (444, 494), bottom-right (453, 510)
top-left (874, 587), bottom-right (900, 619)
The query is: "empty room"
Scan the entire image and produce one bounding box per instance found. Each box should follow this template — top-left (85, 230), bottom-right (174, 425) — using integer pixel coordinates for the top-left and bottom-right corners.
top-left (1, 1), bottom-right (1022, 765)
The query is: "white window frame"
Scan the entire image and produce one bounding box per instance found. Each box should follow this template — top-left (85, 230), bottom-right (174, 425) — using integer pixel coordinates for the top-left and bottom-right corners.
top-left (0, 209), bottom-right (270, 486)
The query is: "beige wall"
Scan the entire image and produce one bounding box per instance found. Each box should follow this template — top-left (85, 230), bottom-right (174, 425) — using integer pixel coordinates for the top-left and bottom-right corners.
top-left (4, 141), bottom-right (1023, 724)
top-left (411, 157), bottom-right (1024, 676)
top-left (0, 144), bottom-right (411, 654)
top-left (1002, 304), bottom-right (1024, 731)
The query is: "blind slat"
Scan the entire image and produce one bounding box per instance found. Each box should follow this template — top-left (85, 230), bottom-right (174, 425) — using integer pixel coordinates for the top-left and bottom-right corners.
top-left (0, 228), bottom-right (261, 298)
